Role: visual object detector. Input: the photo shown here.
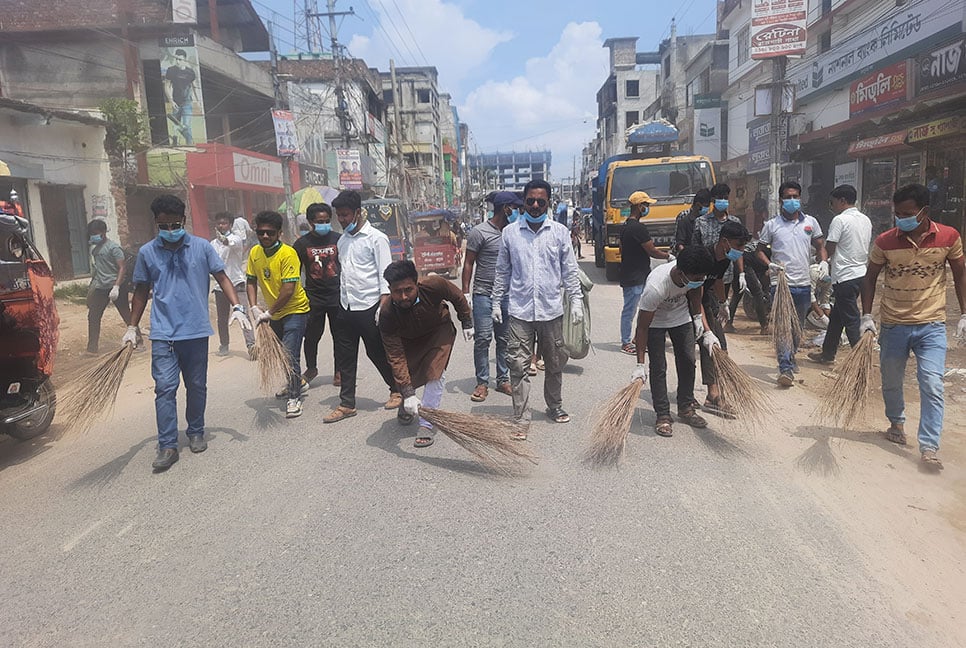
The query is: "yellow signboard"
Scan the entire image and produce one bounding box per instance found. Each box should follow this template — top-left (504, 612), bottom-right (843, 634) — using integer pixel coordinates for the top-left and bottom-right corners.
top-left (907, 116), bottom-right (964, 143)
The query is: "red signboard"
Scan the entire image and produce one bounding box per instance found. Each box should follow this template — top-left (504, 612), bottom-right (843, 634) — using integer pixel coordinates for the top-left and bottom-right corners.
top-left (414, 244), bottom-right (457, 272)
top-left (847, 130), bottom-right (909, 157)
top-left (751, 0), bottom-right (807, 59)
top-left (849, 61), bottom-right (908, 117)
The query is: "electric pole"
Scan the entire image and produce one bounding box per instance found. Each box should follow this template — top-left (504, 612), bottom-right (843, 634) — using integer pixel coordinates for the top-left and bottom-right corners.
top-left (768, 56), bottom-right (788, 207)
top-left (268, 20), bottom-right (296, 240)
top-left (389, 59), bottom-right (410, 209)
top-left (307, 1), bottom-right (355, 147)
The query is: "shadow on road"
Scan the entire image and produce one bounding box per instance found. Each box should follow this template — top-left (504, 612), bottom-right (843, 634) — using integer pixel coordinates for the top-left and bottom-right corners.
top-left (71, 436), bottom-right (154, 489)
top-left (693, 426), bottom-right (750, 458)
top-left (0, 423), bottom-right (65, 472)
top-left (364, 417), bottom-right (497, 478)
top-left (793, 424), bottom-right (914, 477)
top-left (245, 397), bottom-right (285, 429)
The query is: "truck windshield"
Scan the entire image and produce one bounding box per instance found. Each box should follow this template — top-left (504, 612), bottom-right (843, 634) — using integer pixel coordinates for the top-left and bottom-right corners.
top-left (609, 162), bottom-right (713, 206)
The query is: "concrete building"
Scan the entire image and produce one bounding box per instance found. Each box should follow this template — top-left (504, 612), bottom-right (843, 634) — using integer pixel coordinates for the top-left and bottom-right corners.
top-left (595, 37), bottom-right (661, 162)
top-left (438, 93), bottom-right (465, 208)
top-left (677, 39), bottom-right (729, 163)
top-left (642, 25), bottom-right (717, 128)
top-left (468, 151), bottom-right (552, 194)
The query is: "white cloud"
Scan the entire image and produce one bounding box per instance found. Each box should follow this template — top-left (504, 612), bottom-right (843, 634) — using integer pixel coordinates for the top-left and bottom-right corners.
top-left (459, 21), bottom-right (608, 179)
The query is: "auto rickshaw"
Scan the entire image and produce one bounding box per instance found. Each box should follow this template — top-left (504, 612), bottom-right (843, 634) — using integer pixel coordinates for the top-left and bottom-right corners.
top-left (410, 209), bottom-right (461, 278)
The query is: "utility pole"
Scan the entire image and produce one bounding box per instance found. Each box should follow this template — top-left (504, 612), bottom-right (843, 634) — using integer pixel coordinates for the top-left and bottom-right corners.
top-left (307, 0), bottom-right (355, 147)
top-left (768, 56), bottom-right (788, 207)
top-left (268, 20), bottom-right (296, 240)
top-left (389, 59), bottom-right (410, 209)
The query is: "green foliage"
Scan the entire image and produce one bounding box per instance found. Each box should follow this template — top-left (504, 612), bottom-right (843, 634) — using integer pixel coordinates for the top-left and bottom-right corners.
top-left (98, 98), bottom-right (148, 157)
top-left (54, 282), bottom-right (90, 304)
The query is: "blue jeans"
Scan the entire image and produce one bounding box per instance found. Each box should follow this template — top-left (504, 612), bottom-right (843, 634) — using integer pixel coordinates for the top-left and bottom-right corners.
top-left (151, 337), bottom-right (209, 449)
top-left (473, 294), bottom-right (509, 386)
top-left (621, 284), bottom-right (645, 345)
top-left (770, 284), bottom-right (811, 374)
top-left (879, 322), bottom-right (946, 452)
top-left (270, 312), bottom-right (308, 397)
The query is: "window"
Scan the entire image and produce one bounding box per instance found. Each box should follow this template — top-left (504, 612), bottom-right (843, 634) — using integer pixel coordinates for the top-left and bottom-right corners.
top-left (383, 89), bottom-right (393, 104)
top-left (737, 25), bottom-right (750, 66)
top-left (819, 30), bottom-right (831, 53)
top-left (625, 111), bottom-right (639, 128)
top-left (625, 79), bottom-right (639, 97)
top-left (417, 89), bottom-right (430, 104)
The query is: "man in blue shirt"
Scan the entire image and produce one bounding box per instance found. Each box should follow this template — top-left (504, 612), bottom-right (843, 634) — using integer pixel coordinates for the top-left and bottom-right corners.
top-left (126, 194), bottom-right (251, 472)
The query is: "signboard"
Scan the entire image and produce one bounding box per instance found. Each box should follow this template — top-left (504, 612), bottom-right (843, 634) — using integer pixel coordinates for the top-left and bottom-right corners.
top-left (299, 163), bottom-right (329, 187)
top-left (746, 116), bottom-right (789, 173)
top-left (337, 149), bottom-right (363, 190)
top-left (692, 95), bottom-right (721, 161)
top-left (847, 130), bottom-right (908, 157)
top-left (789, 0), bottom-right (957, 102)
top-left (272, 110), bottom-right (300, 157)
top-left (415, 244), bottom-right (457, 272)
top-left (751, 0), bottom-right (807, 59)
top-left (232, 152), bottom-right (283, 189)
top-left (908, 116), bottom-right (965, 143)
top-left (917, 36), bottom-right (966, 95)
top-left (849, 61), bottom-right (908, 117)
top-left (172, 0), bottom-right (197, 23)
top-left (834, 162), bottom-right (857, 188)
top-left (159, 35), bottom-right (206, 146)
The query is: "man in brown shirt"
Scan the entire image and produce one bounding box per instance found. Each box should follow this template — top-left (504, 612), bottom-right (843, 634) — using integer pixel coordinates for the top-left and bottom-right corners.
top-left (378, 260), bottom-right (473, 448)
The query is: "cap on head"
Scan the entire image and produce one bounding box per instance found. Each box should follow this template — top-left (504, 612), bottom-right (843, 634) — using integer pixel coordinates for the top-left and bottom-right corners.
top-left (628, 191), bottom-right (655, 206)
top-left (491, 191), bottom-right (524, 208)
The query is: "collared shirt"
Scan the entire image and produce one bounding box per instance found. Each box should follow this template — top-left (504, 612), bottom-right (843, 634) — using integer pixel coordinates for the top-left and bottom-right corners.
top-left (211, 232), bottom-right (246, 287)
top-left (491, 216), bottom-right (581, 322)
top-left (90, 239), bottom-right (124, 289)
top-left (692, 212), bottom-right (741, 283)
top-left (759, 212), bottom-right (823, 287)
top-left (337, 220), bottom-right (392, 310)
top-left (869, 220), bottom-right (964, 325)
top-left (133, 234), bottom-right (225, 341)
top-left (826, 206), bottom-right (872, 284)
top-left (247, 243), bottom-right (310, 320)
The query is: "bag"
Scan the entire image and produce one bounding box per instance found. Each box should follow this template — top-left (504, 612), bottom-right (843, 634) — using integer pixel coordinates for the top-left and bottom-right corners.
top-left (562, 267), bottom-right (594, 359)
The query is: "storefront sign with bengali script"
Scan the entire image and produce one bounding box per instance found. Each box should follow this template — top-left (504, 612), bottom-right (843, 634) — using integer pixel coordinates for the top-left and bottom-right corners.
top-left (849, 61), bottom-right (908, 117)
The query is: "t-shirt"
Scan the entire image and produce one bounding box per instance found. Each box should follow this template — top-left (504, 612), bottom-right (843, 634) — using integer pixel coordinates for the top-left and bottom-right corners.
top-left (826, 206), bottom-right (872, 284)
top-left (638, 261), bottom-right (692, 329)
top-left (465, 220), bottom-right (503, 295)
top-left (619, 218), bottom-right (653, 287)
top-left (293, 230), bottom-right (341, 309)
top-left (759, 213), bottom-right (823, 287)
top-left (704, 245), bottom-right (731, 289)
top-left (246, 243), bottom-right (310, 320)
top-left (165, 66), bottom-right (196, 105)
top-left (868, 221), bottom-right (964, 325)
top-left (90, 239), bottom-right (124, 289)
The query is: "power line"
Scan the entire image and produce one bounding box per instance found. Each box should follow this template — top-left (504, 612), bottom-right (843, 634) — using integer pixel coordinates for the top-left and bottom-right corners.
top-left (386, 0), bottom-right (429, 66)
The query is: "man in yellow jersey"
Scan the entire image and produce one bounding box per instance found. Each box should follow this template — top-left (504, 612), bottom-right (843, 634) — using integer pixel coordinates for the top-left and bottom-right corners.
top-left (246, 210), bottom-right (311, 418)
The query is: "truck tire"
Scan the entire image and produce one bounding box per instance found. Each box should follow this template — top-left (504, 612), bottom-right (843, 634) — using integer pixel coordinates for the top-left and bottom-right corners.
top-left (5, 379), bottom-right (56, 441)
top-left (605, 261), bottom-right (620, 282)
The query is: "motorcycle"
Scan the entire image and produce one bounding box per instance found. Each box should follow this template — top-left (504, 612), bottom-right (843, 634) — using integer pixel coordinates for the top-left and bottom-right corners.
top-left (0, 198), bottom-right (59, 440)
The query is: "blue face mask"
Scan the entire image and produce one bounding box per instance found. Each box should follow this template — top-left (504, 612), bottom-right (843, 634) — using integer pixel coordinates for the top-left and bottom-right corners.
top-left (699, 206), bottom-right (710, 216)
top-left (508, 209), bottom-right (519, 223)
top-left (89, 234), bottom-right (103, 244)
top-left (640, 206), bottom-right (650, 217)
top-left (895, 208), bottom-right (923, 232)
top-left (314, 223), bottom-right (332, 235)
top-left (782, 198), bottom-right (801, 214)
top-left (714, 199), bottom-right (729, 212)
top-left (725, 247), bottom-right (743, 261)
top-left (159, 228), bottom-right (185, 243)
top-left (524, 210), bottom-right (547, 224)
top-left (686, 279), bottom-right (705, 290)
top-left (345, 221), bottom-right (357, 234)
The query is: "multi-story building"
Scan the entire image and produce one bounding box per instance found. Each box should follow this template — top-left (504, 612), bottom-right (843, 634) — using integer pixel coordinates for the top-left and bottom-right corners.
top-left (643, 24), bottom-right (717, 129)
top-left (469, 151), bottom-right (552, 194)
top-left (439, 93), bottom-right (462, 208)
top-left (595, 37), bottom-right (661, 162)
top-left (677, 39), bottom-right (730, 163)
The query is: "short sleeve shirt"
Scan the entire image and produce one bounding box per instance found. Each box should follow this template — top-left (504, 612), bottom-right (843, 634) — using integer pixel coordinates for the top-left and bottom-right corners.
top-left (619, 218), bottom-right (653, 287)
top-left (759, 213), bottom-right (823, 287)
top-left (293, 230), bottom-right (341, 309)
top-left (826, 207), bottom-right (872, 284)
top-left (246, 243), bottom-right (310, 319)
top-left (465, 220), bottom-right (503, 295)
top-left (133, 235), bottom-right (225, 341)
top-left (90, 239), bottom-right (124, 289)
top-left (638, 261), bottom-right (692, 329)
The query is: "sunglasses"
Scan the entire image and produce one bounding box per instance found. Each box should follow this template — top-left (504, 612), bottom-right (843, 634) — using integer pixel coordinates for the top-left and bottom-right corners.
top-left (525, 197), bottom-right (548, 208)
top-left (156, 222), bottom-right (184, 231)
top-left (255, 229), bottom-right (278, 236)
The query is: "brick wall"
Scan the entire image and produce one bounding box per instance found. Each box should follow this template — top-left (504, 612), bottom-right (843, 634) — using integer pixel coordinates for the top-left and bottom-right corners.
top-left (1, 0), bottom-right (169, 32)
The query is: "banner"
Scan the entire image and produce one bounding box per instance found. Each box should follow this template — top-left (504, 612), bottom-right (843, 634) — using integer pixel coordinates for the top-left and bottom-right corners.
top-left (337, 149), bottom-right (363, 190)
top-left (159, 35), bottom-right (206, 146)
top-left (272, 110), bottom-right (300, 157)
top-left (917, 36), bottom-right (966, 95)
top-left (751, 0), bottom-right (807, 59)
top-left (747, 117), bottom-right (772, 174)
top-left (849, 61), bottom-right (908, 117)
top-left (172, 0), bottom-right (197, 23)
top-left (692, 95), bottom-right (721, 161)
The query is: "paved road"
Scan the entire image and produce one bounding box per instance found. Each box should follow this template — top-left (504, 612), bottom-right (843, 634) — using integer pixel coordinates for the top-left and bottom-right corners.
top-left (0, 261), bottom-right (939, 646)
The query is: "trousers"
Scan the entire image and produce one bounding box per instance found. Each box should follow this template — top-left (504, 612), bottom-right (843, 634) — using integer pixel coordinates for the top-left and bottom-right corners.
top-left (334, 303), bottom-right (396, 409)
top-left (416, 375), bottom-right (446, 432)
top-left (213, 283), bottom-right (254, 350)
top-left (472, 294), bottom-right (509, 386)
top-left (269, 312), bottom-right (308, 398)
top-left (822, 277), bottom-right (862, 358)
top-left (303, 305), bottom-right (341, 373)
top-left (646, 322), bottom-right (697, 417)
top-left (151, 337), bottom-right (208, 449)
top-left (87, 286), bottom-right (131, 353)
top-left (507, 316), bottom-right (566, 421)
top-left (771, 284), bottom-right (811, 373)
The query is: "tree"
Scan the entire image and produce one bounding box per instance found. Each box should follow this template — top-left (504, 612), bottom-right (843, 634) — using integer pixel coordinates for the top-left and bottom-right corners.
top-left (98, 98), bottom-right (149, 247)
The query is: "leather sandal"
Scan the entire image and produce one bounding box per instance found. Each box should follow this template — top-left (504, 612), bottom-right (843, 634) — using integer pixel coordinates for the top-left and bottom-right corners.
top-left (471, 384), bottom-right (488, 402)
top-left (655, 416), bottom-right (673, 437)
top-left (323, 406), bottom-right (357, 424)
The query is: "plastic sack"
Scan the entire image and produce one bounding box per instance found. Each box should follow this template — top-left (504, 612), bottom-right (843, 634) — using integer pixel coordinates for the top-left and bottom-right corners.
top-left (563, 267), bottom-right (594, 359)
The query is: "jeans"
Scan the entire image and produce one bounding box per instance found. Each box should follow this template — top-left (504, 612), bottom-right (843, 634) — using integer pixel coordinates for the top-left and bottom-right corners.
top-left (269, 312), bottom-right (308, 398)
top-left (87, 286), bottom-right (131, 353)
top-left (507, 316), bottom-right (566, 421)
top-left (472, 294), bottom-right (509, 386)
top-left (770, 284), bottom-right (811, 374)
top-left (334, 304), bottom-right (396, 409)
top-left (303, 305), bottom-right (340, 372)
top-left (821, 277), bottom-right (862, 359)
top-left (646, 322), bottom-right (697, 417)
top-left (151, 337), bottom-right (209, 449)
top-left (213, 283), bottom-right (254, 350)
top-left (879, 322), bottom-right (946, 452)
top-left (620, 284), bottom-right (645, 345)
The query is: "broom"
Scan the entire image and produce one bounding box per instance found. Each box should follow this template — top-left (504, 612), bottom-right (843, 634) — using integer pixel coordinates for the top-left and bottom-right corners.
top-left (253, 320), bottom-right (293, 393)
top-left (56, 342), bottom-right (135, 433)
top-left (817, 330), bottom-right (877, 428)
top-left (417, 407), bottom-right (538, 474)
top-left (583, 378), bottom-right (645, 467)
top-left (710, 346), bottom-right (772, 425)
top-left (771, 267), bottom-right (802, 359)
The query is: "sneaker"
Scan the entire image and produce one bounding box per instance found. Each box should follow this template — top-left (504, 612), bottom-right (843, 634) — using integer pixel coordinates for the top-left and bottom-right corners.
top-left (807, 351), bottom-right (834, 364)
top-left (276, 378), bottom-right (309, 399)
top-left (777, 371), bottom-right (795, 387)
top-left (285, 398), bottom-right (303, 418)
top-left (384, 392), bottom-right (403, 409)
top-left (217, 345), bottom-right (230, 357)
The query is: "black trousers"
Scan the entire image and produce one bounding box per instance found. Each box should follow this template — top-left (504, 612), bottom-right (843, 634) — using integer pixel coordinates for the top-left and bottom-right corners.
top-left (87, 286), bottom-right (131, 353)
top-left (647, 322), bottom-right (697, 417)
top-left (822, 277), bottom-right (863, 359)
top-left (698, 290), bottom-right (727, 386)
top-left (730, 262), bottom-right (770, 327)
top-left (334, 303), bottom-right (396, 409)
top-left (303, 304), bottom-right (341, 372)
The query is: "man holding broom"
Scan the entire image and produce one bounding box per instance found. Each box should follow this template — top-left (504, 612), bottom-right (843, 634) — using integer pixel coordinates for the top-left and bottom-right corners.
top-left (631, 246), bottom-right (717, 437)
top-left (860, 183), bottom-right (966, 469)
top-left (126, 194), bottom-right (252, 472)
top-left (379, 260), bottom-right (473, 447)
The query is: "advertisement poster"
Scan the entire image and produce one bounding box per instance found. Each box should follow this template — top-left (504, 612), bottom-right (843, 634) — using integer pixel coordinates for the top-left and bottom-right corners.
top-left (751, 0), bottom-right (807, 59)
top-left (337, 149), bottom-right (363, 190)
top-left (160, 35), bottom-right (206, 146)
top-left (272, 110), bottom-right (300, 157)
top-left (849, 61), bottom-right (908, 117)
top-left (692, 95), bottom-right (721, 161)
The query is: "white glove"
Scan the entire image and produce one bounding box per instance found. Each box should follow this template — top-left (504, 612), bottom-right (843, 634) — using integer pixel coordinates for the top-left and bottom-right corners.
top-left (121, 325), bottom-right (138, 348)
top-left (462, 327), bottom-right (474, 341)
top-left (570, 299), bottom-right (584, 325)
top-left (701, 330), bottom-right (721, 352)
top-left (768, 262), bottom-right (784, 272)
top-left (738, 273), bottom-right (747, 293)
top-left (463, 293), bottom-right (472, 305)
top-left (230, 304), bottom-right (253, 331)
top-left (403, 395), bottom-right (420, 415)
top-left (666, 252), bottom-right (676, 263)
top-left (692, 314), bottom-right (704, 339)
top-left (859, 313), bottom-right (876, 335)
top-left (492, 304), bottom-right (503, 324)
top-left (630, 363), bottom-right (648, 384)
top-left (818, 260), bottom-right (829, 277)
top-left (109, 285), bottom-right (120, 302)
top-left (956, 314), bottom-right (966, 343)
top-left (250, 305), bottom-right (271, 324)
top-left (716, 302), bottom-right (729, 326)
top-left (375, 305), bottom-right (381, 326)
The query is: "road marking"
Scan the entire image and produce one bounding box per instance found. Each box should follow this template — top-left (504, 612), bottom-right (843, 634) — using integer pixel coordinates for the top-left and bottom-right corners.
top-left (62, 519), bottom-right (106, 552)
top-left (117, 522), bottom-right (135, 537)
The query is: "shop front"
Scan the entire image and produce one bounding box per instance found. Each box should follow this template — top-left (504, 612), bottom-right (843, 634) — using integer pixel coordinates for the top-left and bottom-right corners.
top-left (907, 116), bottom-right (966, 235)
top-left (848, 130), bottom-right (916, 236)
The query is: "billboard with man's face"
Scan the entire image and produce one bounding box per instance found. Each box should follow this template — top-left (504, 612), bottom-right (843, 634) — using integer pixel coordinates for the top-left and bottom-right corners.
top-left (160, 35), bottom-right (207, 146)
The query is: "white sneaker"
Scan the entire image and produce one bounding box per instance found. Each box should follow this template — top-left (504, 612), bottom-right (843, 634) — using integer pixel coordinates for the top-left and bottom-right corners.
top-left (285, 398), bottom-right (303, 418)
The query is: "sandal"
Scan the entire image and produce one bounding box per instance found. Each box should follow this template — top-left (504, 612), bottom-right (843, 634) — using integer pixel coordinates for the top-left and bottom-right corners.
top-left (920, 450), bottom-right (943, 469)
top-left (528, 363), bottom-right (538, 376)
top-left (677, 407), bottom-right (708, 429)
top-left (546, 407), bottom-right (570, 423)
top-left (703, 397), bottom-right (737, 420)
top-left (414, 426), bottom-right (435, 448)
top-left (511, 419), bottom-right (528, 441)
top-left (471, 384), bottom-right (488, 402)
top-left (655, 416), bottom-right (673, 437)
top-left (536, 359), bottom-right (545, 371)
top-left (621, 342), bottom-right (636, 355)
top-left (322, 405), bottom-right (357, 424)
top-left (884, 425), bottom-right (907, 446)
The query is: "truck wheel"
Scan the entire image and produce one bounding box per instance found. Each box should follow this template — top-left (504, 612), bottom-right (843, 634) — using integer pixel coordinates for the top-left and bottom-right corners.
top-left (5, 379), bottom-right (56, 441)
top-left (605, 262), bottom-right (620, 282)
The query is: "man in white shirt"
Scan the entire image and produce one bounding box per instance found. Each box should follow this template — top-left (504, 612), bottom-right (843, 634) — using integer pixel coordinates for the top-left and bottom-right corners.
top-left (756, 180), bottom-right (827, 387)
top-left (809, 184), bottom-right (872, 364)
top-left (232, 214), bottom-right (254, 249)
top-left (324, 190), bottom-right (401, 423)
top-left (211, 212), bottom-right (255, 356)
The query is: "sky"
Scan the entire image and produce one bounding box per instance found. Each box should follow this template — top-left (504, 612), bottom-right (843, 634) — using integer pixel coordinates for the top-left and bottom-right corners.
top-left (255, 0), bottom-right (719, 178)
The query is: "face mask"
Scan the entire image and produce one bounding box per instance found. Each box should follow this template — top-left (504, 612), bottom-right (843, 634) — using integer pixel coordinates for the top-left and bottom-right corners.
top-left (314, 223), bottom-right (332, 235)
top-left (782, 198), bottom-right (801, 214)
top-left (714, 199), bottom-right (729, 212)
top-left (524, 211), bottom-right (547, 224)
top-left (89, 234), bottom-right (103, 244)
top-left (895, 207), bottom-right (924, 232)
top-left (699, 206), bottom-right (709, 216)
top-left (345, 221), bottom-right (358, 234)
top-left (159, 228), bottom-right (185, 243)
top-left (725, 247), bottom-right (743, 261)
top-left (640, 206), bottom-right (650, 217)
top-left (686, 279), bottom-right (705, 290)
top-left (508, 209), bottom-right (519, 223)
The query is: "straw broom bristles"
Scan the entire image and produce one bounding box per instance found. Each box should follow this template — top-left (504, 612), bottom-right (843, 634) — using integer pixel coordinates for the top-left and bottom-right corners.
top-left (417, 407), bottom-right (538, 474)
top-left (56, 342), bottom-right (135, 433)
top-left (253, 321), bottom-right (292, 392)
top-left (771, 268), bottom-right (802, 359)
top-left (710, 346), bottom-right (772, 425)
top-left (583, 379), bottom-right (644, 467)
top-left (817, 330), bottom-right (877, 428)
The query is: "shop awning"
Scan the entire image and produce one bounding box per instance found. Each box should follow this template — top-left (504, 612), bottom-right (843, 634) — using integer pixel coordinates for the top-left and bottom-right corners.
top-left (847, 130), bottom-right (909, 157)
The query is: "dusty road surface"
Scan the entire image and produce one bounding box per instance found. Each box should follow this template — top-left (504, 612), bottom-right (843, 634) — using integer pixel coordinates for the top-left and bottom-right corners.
top-left (1, 260), bottom-right (964, 647)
